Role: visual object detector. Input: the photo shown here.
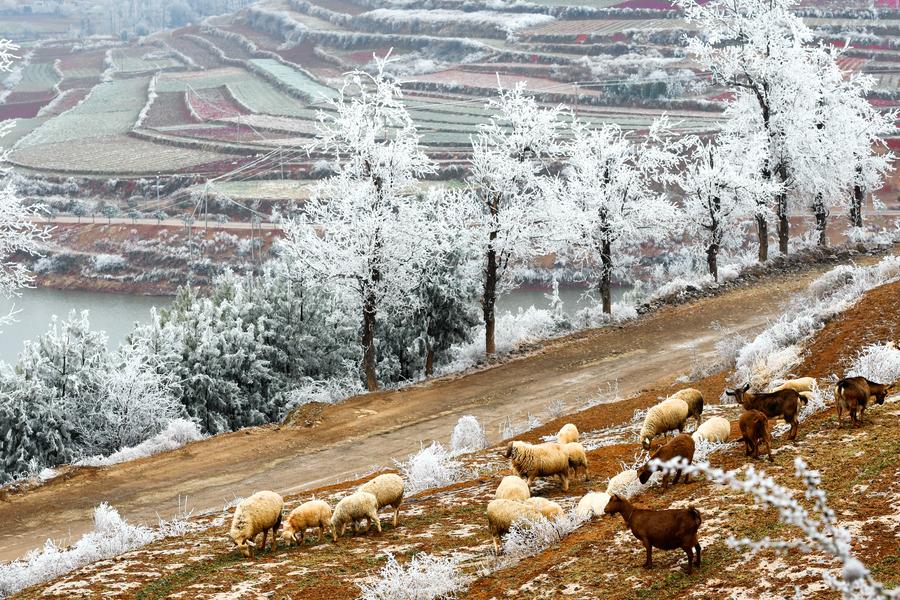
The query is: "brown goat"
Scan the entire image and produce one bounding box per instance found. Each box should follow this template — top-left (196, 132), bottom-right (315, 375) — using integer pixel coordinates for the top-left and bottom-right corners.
top-left (725, 383), bottom-right (800, 440)
top-left (604, 494), bottom-right (702, 574)
top-left (637, 433), bottom-right (695, 490)
top-left (834, 377), bottom-right (895, 427)
top-left (739, 410), bottom-right (773, 462)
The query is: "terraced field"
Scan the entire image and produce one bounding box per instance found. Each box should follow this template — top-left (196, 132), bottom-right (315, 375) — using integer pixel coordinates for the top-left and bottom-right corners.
top-left (248, 58), bottom-right (337, 103)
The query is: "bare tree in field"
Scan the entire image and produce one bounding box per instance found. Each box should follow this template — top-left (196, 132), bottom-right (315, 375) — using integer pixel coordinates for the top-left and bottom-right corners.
top-left (281, 58), bottom-right (434, 391)
top-left (468, 84), bottom-right (564, 355)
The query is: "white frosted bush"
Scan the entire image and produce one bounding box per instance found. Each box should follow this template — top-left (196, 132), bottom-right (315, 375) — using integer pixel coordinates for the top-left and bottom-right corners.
top-left (848, 342), bottom-right (900, 384)
top-left (91, 253), bottom-right (127, 272)
top-left (77, 419), bottom-right (203, 468)
top-left (449, 415), bottom-right (487, 456)
top-left (395, 441), bottom-right (465, 494)
top-left (281, 375), bottom-right (364, 416)
top-left (0, 503), bottom-right (157, 597)
top-left (499, 510), bottom-right (587, 564)
top-left (357, 552), bottom-right (465, 600)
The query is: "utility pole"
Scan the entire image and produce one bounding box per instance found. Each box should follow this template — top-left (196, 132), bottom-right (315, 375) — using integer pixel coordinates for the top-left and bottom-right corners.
top-left (156, 173), bottom-right (160, 215)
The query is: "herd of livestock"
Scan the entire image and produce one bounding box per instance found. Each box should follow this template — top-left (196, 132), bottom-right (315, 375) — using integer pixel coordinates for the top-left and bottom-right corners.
top-left (226, 373), bottom-right (895, 577)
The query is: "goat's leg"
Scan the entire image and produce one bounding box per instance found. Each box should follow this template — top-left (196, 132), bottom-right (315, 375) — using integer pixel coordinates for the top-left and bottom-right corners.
top-left (642, 541), bottom-right (653, 569)
top-left (694, 542), bottom-right (702, 566)
top-left (673, 469), bottom-right (682, 485)
top-left (683, 547), bottom-right (694, 575)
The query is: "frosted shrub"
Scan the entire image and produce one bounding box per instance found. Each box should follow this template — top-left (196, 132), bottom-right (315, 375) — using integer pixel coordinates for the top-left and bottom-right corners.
top-left (357, 552), bottom-right (465, 600)
top-left (734, 257), bottom-right (900, 386)
top-left (0, 503), bottom-right (157, 597)
top-left (449, 415), bottom-right (487, 456)
top-left (91, 253), bottom-right (127, 272)
top-left (650, 456), bottom-right (899, 599)
top-left (77, 419), bottom-right (203, 468)
top-left (281, 375), bottom-right (364, 416)
top-left (395, 442), bottom-right (465, 494)
top-left (498, 413), bottom-right (541, 440)
top-left (849, 342), bottom-right (900, 384)
top-left (499, 511), bottom-right (587, 564)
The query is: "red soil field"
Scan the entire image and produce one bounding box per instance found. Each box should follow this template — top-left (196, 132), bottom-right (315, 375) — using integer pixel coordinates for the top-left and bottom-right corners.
top-left (143, 91), bottom-right (199, 129)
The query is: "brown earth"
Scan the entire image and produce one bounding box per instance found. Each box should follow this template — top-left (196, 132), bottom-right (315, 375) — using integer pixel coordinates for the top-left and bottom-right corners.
top-left (1, 248), bottom-right (895, 565)
top-left (12, 271), bottom-right (900, 599)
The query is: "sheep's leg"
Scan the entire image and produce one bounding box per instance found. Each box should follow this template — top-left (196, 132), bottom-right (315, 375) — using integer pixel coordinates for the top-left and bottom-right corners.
top-left (561, 473), bottom-right (570, 492)
top-left (683, 547), bottom-right (694, 575)
top-left (492, 535), bottom-right (500, 555)
top-left (527, 474), bottom-right (536, 487)
top-left (373, 512), bottom-right (382, 534)
top-left (270, 527), bottom-right (278, 553)
top-left (260, 530), bottom-right (267, 551)
top-left (393, 505), bottom-right (400, 528)
top-left (694, 542), bottom-right (702, 566)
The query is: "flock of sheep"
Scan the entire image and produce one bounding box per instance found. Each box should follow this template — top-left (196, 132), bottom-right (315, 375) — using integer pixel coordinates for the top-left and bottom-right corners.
top-left (226, 373), bottom-right (895, 576)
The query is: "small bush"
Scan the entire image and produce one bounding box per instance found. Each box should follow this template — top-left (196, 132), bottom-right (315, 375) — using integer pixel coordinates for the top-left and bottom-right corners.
top-left (92, 254), bottom-right (127, 273)
top-left (449, 415), bottom-right (487, 456)
top-left (848, 342), bottom-right (900, 384)
top-left (500, 511), bottom-right (587, 563)
top-left (357, 552), bottom-right (465, 600)
top-left (395, 441), bottom-right (465, 494)
top-left (77, 419), bottom-right (203, 468)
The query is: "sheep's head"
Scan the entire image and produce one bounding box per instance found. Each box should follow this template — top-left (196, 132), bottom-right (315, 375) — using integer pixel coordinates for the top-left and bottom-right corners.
top-left (503, 442), bottom-right (514, 458)
top-left (640, 437), bottom-right (651, 451)
top-left (228, 533), bottom-right (255, 558)
top-left (280, 526), bottom-right (297, 546)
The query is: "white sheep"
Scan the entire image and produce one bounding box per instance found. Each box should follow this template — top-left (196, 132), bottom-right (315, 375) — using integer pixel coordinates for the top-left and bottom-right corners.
top-left (331, 491), bottom-right (380, 541)
top-left (486, 498), bottom-right (546, 554)
top-left (606, 469), bottom-right (639, 498)
top-left (557, 423), bottom-right (579, 444)
top-left (525, 496), bottom-right (564, 519)
top-left (670, 388), bottom-right (704, 429)
top-left (505, 441), bottom-right (572, 491)
top-left (495, 475), bottom-right (530, 501)
top-left (228, 490), bottom-right (284, 558)
top-left (772, 377), bottom-right (816, 394)
top-left (576, 492), bottom-right (611, 519)
top-left (561, 441), bottom-right (589, 481)
top-left (281, 499), bottom-right (332, 546)
top-left (639, 398), bottom-right (689, 450)
top-left (359, 473), bottom-right (404, 528)
top-left (691, 416), bottom-right (731, 444)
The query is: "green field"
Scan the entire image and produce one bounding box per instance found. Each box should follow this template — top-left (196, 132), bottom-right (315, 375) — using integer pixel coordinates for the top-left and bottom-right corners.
top-left (8, 63), bottom-right (59, 93)
top-left (110, 49), bottom-right (183, 74)
top-left (16, 77), bottom-right (149, 147)
top-left (248, 59), bottom-right (337, 104)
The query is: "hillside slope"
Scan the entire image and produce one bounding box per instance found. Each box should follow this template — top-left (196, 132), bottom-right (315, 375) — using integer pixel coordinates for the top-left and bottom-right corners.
top-left (11, 276), bottom-right (900, 599)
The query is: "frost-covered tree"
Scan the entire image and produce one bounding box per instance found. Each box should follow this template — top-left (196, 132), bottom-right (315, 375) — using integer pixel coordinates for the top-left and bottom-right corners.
top-left (468, 84), bottom-right (565, 352)
top-left (550, 118), bottom-right (681, 312)
top-left (281, 58), bottom-right (434, 390)
top-left (676, 0), bottom-right (892, 258)
top-left (671, 135), bottom-right (766, 280)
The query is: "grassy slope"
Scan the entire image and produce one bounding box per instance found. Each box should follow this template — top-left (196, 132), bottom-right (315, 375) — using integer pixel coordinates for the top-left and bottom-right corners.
top-left (13, 281), bottom-right (900, 599)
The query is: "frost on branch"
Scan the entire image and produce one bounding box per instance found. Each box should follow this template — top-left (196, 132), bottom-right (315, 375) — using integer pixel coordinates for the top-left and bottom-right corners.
top-left (394, 441), bottom-right (466, 494)
top-left (848, 342), bottom-right (900, 384)
top-left (449, 415), bottom-right (487, 456)
top-left (357, 552), bottom-right (465, 600)
top-left (499, 510), bottom-right (588, 565)
top-left (648, 456), bottom-right (899, 599)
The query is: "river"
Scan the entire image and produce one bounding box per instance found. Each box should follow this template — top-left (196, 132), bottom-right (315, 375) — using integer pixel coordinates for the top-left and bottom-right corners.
top-left (0, 284), bottom-right (624, 365)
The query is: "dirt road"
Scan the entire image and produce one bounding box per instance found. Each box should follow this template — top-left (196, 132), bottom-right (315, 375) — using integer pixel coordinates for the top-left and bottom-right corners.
top-left (0, 253), bottom-right (888, 562)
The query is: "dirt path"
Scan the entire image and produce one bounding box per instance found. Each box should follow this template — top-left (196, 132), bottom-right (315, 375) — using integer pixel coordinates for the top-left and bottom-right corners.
top-left (0, 252), bottom-right (889, 562)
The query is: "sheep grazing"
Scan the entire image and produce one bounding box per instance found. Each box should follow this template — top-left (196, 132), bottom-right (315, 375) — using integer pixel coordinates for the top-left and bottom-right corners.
top-left (359, 473), bottom-right (404, 528)
top-left (639, 398), bottom-right (689, 450)
top-left (772, 377), bottom-right (816, 394)
top-left (228, 491), bottom-right (284, 558)
top-left (637, 433), bottom-right (695, 491)
top-left (495, 475), bottom-right (530, 501)
top-left (557, 423), bottom-right (579, 444)
top-left (505, 441), bottom-right (572, 491)
top-left (670, 388), bottom-right (704, 429)
top-left (576, 492), bottom-right (610, 519)
top-left (524, 497), bottom-right (564, 519)
top-left (739, 410), bottom-right (773, 462)
top-left (604, 494), bottom-right (702, 574)
top-left (606, 469), bottom-right (638, 498)
top-left (331, 491), bottom-right (380, 541)
top-left (561, 441), bottom-right (589, 481)
top-left (725, 383), bottom-right (801, 440)
top-left (691, 416), bottom-right (731, 444)
top-left (486, 498), bottom-right (545, 554)
top-left (834, 376), bottom-right (895, 427)
top-left (281, 499), bottom-right (332, 547)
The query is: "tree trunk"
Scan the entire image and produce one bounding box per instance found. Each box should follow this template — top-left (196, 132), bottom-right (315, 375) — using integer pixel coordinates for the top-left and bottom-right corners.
top-left (599, 237), bottom-right (612, 314)
top-left (813, 193), bottom-right (829, 247)
top-left (755, 214), bottom-right (769, 263)
top-left (776, 191), bottom-right (789, 255)
top-left (850, 182), bottom-right (864, 228)
top-left (706, 242), bottom-right (719, 282)
top-left (483, 194), bottom-right (500, 356)
top-left (424, 336), bottom-right (434, 378)
top-left (361, 292), bottom-right (378, 392)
